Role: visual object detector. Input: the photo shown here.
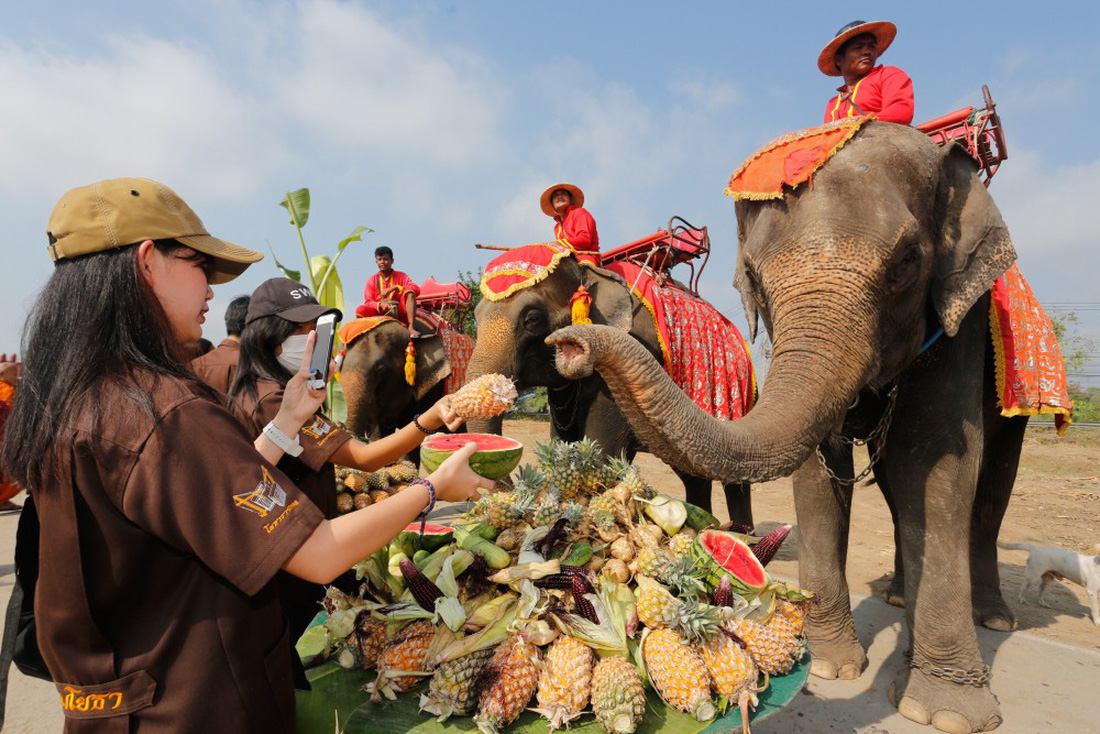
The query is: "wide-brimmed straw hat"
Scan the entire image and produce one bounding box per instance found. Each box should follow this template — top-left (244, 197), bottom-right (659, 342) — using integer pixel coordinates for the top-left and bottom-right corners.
top-left (46, 177), bottom-right (262, 284)
top-left (540, 183), bottom-right (584, 217)
top-left (817, 20), bottom-right (896, 77)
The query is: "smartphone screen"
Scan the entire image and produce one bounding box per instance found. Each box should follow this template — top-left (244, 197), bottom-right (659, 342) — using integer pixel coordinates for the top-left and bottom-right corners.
top-left (308, 313), bottom-right (338, 389)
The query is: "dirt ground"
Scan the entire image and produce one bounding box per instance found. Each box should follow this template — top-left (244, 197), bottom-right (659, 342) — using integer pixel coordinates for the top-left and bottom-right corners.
top-left (502, 419), bottom-right (1100, 650)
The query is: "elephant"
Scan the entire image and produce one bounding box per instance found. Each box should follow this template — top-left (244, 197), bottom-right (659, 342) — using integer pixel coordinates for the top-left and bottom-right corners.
top-left (547, 122), bottom-right (1026, 732)
top-left (340, 318), bottom-right (457, 445)
top-left (465, 254), bottom-right (754, 524)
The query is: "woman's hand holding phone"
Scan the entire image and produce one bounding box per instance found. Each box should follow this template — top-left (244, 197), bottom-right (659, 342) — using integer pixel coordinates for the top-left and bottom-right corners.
top-left (276, 330), bottom-right (331, 432)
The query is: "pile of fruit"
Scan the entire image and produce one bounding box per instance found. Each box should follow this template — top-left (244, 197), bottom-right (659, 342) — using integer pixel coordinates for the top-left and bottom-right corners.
top-left (321, 436), bottom-right (812, 733)
top-left (334, 460), bottom-right (420, 514)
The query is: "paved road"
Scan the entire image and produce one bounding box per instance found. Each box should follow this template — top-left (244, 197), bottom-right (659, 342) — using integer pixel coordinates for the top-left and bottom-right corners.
top-left (2, 499), bottom-right (1098, 733)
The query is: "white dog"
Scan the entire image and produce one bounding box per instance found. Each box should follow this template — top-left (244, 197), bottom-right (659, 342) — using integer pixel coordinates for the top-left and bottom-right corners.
top-left (998, 541), bottom-right (1100, 625)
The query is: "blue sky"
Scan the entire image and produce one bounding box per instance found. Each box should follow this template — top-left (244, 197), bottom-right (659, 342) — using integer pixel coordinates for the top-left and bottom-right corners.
top-left (4, 1), bottom-right (1098, 383)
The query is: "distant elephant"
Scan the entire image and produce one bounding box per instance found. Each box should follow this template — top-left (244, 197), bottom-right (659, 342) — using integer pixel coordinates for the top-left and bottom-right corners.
top-left (549, 123), bottom-right (1026, 732)
top-left (466, 253), bottom-right (754, 524)
top-left (340, 318), bottom-right (462, 445)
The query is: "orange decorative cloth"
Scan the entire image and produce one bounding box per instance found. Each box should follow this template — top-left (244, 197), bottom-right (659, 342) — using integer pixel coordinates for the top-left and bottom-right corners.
top-left (990, 263), bottom-right (1073, 433)
top-left (480, 243), bottom-right (573, 301)
top-left (725, 117), bottom-right (873, 201)
top-left (337, 316), bottom-right (399, 348)
top-left (603, 261), bottom-right (756, 420)
top-left (438, 325), bottom-right (475, 394)
top-left (0, 381), bottom-right (20, 503)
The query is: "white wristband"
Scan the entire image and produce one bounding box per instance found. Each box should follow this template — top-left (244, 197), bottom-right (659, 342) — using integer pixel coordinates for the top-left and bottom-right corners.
top-left (263, 421), bottom-right (303, 458)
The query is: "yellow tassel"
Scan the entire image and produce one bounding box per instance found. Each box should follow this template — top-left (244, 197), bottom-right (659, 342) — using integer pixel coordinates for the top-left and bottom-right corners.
top-left (570, 285), bottom-right (593, 325)
top-left (404, 342), bottom-right (416, 385)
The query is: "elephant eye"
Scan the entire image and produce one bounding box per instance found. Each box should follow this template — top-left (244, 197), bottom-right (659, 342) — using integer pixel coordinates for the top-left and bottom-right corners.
top-left (523, 309), bottom-right (547, 332)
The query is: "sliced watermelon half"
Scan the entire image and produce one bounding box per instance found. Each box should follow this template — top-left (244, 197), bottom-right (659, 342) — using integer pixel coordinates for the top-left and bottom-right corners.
top-left (395, 522), bottom-right (455, 554)
top-left (419, 433), bottom-right (523, 481)
top-left (692, 529), bottom-right (769, 595)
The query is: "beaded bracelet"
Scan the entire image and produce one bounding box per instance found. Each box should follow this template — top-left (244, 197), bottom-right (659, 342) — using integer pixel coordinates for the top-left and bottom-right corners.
top-left (411, 414), bottom-right (433, 435)
top-left (412, 478), bottom-right (437, 537)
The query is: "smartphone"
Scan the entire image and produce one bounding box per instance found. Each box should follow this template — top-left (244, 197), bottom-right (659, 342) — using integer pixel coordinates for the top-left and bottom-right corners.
top-left (307, 313), bottom-right (338, 390)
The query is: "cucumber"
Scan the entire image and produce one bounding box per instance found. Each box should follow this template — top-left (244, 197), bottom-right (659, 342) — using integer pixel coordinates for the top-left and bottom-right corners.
top-left (561, 541), bottom-right (595, 568)
top-left (684, 502), bottom-right (721, 532)
top-left (412, 549), bottom-right (431, 567)
top-left (463, 522), bottom-right (500, 542)
top-left (454, 528), bottom-right (511, 569)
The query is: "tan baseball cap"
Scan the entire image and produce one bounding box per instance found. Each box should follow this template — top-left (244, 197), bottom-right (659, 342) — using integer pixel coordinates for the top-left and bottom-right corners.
top-left (45, 177), bottom-right (263, 284)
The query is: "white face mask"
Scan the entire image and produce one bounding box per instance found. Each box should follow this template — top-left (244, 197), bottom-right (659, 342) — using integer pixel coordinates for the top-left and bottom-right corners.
top-left (277, 333), bottom-right (310, 373)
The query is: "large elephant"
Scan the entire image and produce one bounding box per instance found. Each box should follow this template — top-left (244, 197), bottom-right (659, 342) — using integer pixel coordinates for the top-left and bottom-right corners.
top-left (466, 254), bottom-right (753, 523)
top-left (548, 123), bottom-right (1025, 732)
top-left (340, 319), bottom-right (456, 442)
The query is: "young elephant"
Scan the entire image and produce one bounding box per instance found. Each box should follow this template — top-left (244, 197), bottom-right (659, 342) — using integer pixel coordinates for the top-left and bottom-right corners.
top-left (548, 122), bottom-right (1023, 732)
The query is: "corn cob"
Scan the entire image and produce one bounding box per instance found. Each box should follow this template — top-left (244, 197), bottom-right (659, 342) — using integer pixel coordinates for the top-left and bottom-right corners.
top-left (399, 558), bottom-right (444, 611)
top-left (712, 576), bottom-right (734, 608)
top-left (571, 575), bottom-right (599, 624)
top-left (751, 524), bottom-right (792, 566)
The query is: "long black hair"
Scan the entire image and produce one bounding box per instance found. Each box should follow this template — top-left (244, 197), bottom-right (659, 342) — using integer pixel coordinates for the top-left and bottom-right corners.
top-left (229, 314), bottom-right (297, 406)
top-left (2, 242), bottom-right (215, 493)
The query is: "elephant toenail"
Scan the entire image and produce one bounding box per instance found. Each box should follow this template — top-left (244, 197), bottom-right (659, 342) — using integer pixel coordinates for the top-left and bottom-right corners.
top-left (810, 658), bottom-right (838, 680)
top-left (931, 710), bottom-right (979, 734)
top-left (898, 695), bottom-right (931, 725)
top-left (837, 662), bottom-right (861, 680)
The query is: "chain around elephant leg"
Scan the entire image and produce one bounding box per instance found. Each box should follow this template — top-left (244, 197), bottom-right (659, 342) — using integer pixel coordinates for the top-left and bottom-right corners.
top-left (890, 667), bottom-right (1002, 733)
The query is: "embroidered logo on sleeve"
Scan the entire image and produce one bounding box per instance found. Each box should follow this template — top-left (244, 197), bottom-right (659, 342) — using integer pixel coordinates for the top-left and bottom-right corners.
top-left (233, 466), bottom-right (288, 518)
top-left (301, 416), bottom-right (335, 445)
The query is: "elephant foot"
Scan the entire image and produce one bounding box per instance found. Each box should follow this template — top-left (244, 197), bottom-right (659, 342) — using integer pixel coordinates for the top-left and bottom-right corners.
top-left (972, 591), bottom-right (1017, 632)
top-left (806, 632), bottom-right (866, 680)
top-left (889, 668), bottom-right (1002, 733)
top-left (882, 575), bottom-right (905, 608)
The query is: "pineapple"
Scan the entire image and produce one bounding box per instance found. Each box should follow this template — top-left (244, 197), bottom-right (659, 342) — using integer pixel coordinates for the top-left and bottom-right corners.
top-left (420, 647), bottom-right (496, 721)
top-left (573, 437), bottom-right (606, 495)
top-left (386, 460), bottom-right (419, 484)
top-left (350, 615), bottom-right (387, 669)
top-left (635, 546), bottom-right (671, 577)
top-left (475, 492), bottom-right (532, 529)
top-left (608, 455), bottom-right (648, 498)
top-left (588, 506), bottom-right (617, 534)
top-left (726, 616), bottom-right (801, 675)
top-left (536, 439), bottom-right (584, 500)
top-left (774, 599), bottom-right (807, 632)
top-left (370, 620), bottom-right (435, 701)
top-left (636, 576), bottom-right (681, 629)
top-left (369, 489), bottom-right (391, 505)
top-left (591, 656), bottom-right (646, 734)
top-left (668, 533), bottom-right (694, 559)
top-left (368, 469), bottom-right (390, 492)
top-left (451, 373), bottom-right (518, 419)
top-left (532, 488), bottom-right (563, 527)
top-left (535, 635), bottom-right (594, 729)
top-left (700, 632), bottom-right (761, 733)
top-left (353, 493), bottom-right (372, 510)
top-left (642, 628), bottom-right (716, 722)
top-left (335, 492), bottom-right (354, 514)
top-left (660, 554), bottom-right (707, 598)
top-left (512, 464), bottom-right (547, 503)
top-left (560, 502), bottom-right (586, 527)
top-left (474, 634), bottom-right (541, 734)
top-left (343, 471), bottom-right (368, 493)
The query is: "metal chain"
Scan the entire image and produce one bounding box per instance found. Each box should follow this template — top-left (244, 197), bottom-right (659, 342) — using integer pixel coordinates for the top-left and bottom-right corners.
top-left (548, 380), bottom-right (582, 436)
top-left (905, 651), bottom-right (992, 687)
top-left (815, 384), bottom-right (899, 486)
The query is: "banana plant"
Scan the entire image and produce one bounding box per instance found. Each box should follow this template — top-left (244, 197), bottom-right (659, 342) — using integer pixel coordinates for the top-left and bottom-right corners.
top-left (273, 187), bottom-right (373, 423)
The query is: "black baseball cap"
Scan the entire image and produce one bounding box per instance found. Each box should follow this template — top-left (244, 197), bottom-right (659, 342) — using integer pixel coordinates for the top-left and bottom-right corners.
top-left (245, 277), bottom-right (342, 325)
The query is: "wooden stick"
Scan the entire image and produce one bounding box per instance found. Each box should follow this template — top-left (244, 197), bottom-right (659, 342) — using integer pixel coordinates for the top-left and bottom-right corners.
top-left (474, 244), bottom-right (515, 251)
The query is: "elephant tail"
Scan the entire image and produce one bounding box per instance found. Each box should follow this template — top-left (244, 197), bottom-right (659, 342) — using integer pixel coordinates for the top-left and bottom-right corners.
top-left (997, 541), bottom-right (1039, 553)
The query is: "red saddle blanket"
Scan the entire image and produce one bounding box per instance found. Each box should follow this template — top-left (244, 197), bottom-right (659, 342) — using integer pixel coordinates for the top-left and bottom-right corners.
top-left (990, 264), bottom-right (1072, 433)
top-left (603, 261), bottom-right (756, 420)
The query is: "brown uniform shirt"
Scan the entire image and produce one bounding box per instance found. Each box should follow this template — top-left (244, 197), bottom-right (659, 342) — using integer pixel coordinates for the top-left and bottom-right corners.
top-left (190, 338), bottom-right (240, 394)
top-left (35, 374), bottom-right (323, 732)
top-left (232, 379), bottom-right (354, 520)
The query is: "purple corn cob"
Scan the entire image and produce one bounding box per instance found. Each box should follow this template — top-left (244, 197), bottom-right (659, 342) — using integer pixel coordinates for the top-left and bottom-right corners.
top-left (751, 524), bottom-right (792, 567)
top-left (534, 518), bottom-right (570, 559)
top-left (712, 576), bottom-right (734, 608)
top-left (534, 565), bottom-right (595, 592)
top-left (728, 523), bottom-right (754, 535)
top-left (399, 558), bottom-right (444, 611)
top-left (571, 575), bottom-right (600, 624)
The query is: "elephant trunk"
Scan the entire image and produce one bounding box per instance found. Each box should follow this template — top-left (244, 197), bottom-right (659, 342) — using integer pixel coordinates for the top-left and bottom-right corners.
top-left (464, 313), bottom-right (516, 435)
top-left (548, 296), bottom-right (875, 482)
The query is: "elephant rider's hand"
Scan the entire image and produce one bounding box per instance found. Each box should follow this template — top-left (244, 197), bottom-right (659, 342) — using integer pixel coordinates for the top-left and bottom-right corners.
top-left (0, 353), bottom-right (21, 386)
top-left (380, 300), bottom-right (398, 315)
top-left (422, 395), bottom-right (465, 433)
top-left (273, 331), bottom-right (331, 434)
top-left (428, 442), bottom-right (495, 503)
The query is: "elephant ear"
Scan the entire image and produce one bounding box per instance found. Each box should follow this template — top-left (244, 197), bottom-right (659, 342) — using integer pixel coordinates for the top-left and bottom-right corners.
top-left (582, 265), bottom-right (634, 331)
top-left (931, 143), bottom-right (1017, 336)
top-left (412, 334), bottom-right (451, 401)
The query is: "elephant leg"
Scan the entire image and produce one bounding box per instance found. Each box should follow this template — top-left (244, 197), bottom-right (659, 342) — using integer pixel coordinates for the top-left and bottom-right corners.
top-left (676, 470), bottom-right (713, 513)
top-left (793, 439), bottom-right (865, 681)
top-left (873, 451), bottom-right (906, 607)
top-left (723, 482), bottom-right (753, 529)
top-left (970, 414), bottom-right (1027, 632)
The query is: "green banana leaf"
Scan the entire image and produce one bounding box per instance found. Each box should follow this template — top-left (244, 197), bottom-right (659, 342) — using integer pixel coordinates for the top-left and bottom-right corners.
top-left (281, 188), bottom-right (311, 228)
top-left (310, 255), bottom-right (344, 316)
top-left (270, 247), bottom-right (302, 282)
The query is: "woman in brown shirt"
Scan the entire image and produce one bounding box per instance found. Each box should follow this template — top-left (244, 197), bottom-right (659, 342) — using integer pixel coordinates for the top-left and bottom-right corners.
top-left (1, 178), bottom-right (493, 732)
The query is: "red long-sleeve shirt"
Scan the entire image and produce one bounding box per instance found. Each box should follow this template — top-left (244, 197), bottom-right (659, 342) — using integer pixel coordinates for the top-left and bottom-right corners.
top-left (824, 65), bottom-right (914, 125)
top-left (357, 270), bottom-right (420, 318)
top-left (553, 206), bottom-right (600, 265)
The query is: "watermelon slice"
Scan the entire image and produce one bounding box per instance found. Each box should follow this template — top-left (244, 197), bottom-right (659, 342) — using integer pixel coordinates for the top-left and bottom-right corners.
top-left (395, 522), bottom-right (455, 555)
top-left (692, 529), bottom-right (769, 595)
top-left (419, 433), bottom-right (523, 480)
